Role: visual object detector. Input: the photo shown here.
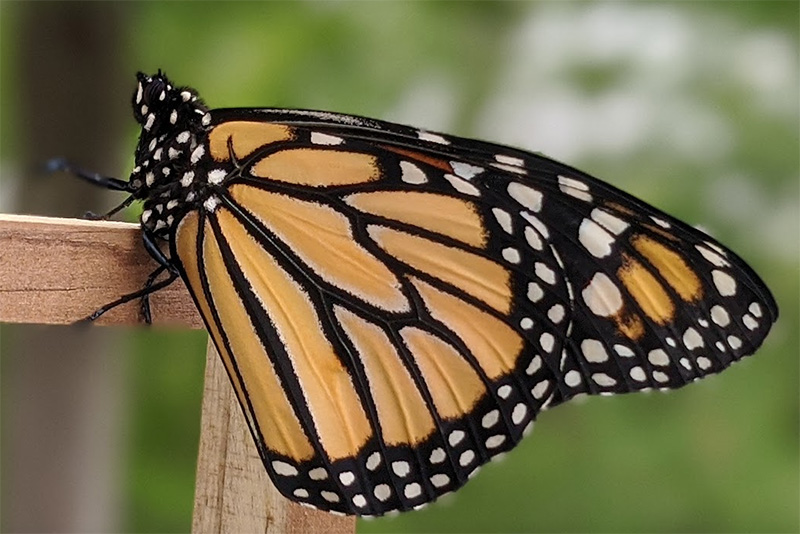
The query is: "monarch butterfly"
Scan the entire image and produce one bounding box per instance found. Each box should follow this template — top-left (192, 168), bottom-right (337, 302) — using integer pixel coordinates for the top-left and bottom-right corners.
top-left (54, 71), bottom-right (777, 518)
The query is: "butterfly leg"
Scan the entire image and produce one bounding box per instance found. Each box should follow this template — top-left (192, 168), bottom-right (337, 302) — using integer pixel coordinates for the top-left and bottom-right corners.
top-left (82, 231), bottom-right (179, 324)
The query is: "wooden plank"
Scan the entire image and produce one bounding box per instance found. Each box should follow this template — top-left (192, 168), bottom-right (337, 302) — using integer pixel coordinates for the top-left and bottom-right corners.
top-left (192, 341), bottom-right (355, 534)
top-left (0, 213), bottom-right (355, 534)
top-left (0, 213), bottom-right (201, 327)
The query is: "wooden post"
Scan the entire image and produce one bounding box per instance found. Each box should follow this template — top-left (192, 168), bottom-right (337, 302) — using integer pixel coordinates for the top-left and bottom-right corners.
top-left (0, 213), bottom-right (356, 534)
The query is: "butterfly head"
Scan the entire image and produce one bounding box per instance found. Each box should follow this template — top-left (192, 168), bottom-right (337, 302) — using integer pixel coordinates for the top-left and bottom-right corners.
top-left (129, 72), bottom-right (211, 235)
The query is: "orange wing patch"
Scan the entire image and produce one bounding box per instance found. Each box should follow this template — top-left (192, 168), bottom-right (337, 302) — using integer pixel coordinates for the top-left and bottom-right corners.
top-left (631, 235), bottom-right (703, 302)
top-left (401, 327), bottom-right (486, 419)
top-left (230, 185), bottom-right (409, 313)
top-left (345, 191), bottom-right (487, 249)
top-left (175, 212), bottom-right (315, 461)
top-left (368, 225), bottom-right (512, 315)
top-left (252, 148), bottom-right (380, 186)
top-left (618, 253), bottom-right (675, 325)
top-left (409, 277), bottom-right (523, 379)
top-left (208, 121), bottom-right (295, 161)
top-left (216, 208), bottom-right (372, 460)
top-left (335, 307), bottom-right (435, 446)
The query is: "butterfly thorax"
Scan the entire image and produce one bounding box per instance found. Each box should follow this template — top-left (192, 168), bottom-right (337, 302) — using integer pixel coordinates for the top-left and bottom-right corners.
top-left (127, 72), bottom-right (213, 236)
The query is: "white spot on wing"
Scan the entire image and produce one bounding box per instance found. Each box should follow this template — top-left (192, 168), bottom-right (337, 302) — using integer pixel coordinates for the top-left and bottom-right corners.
top-left (582, 272), bottom-right (623, 317)
top-left (418, 130), bottom-right (449, 144)
top-left (311, 132), bottom-right (343, 145)
top-left (397, 160), bottom-right (427, 185)
top-left (507, 182), bottom-right (542, 212)
top-left (712, 270), bottom-right (737, 296)
top-left (492, 208), bottom-right (513, 233)
top-left (444, 173), bottom-right (479, 195)
top-left (495, 154), bottom-right (525, 166)
top-left (579, 218), bottom-right (614, 258)
top-left (451, 161), bottom-right (483, 179)
top-left (591, 208), bottom-right (628, 235)
top-left (581, 339), bottom-right (609, 363)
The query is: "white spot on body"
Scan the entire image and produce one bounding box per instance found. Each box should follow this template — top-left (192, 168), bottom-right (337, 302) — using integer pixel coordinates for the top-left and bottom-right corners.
top-left (190, 145), bottom-right (205, 164)
top-left (582, 272), bottom-right (623, 317)
top-left (145, 172), bottom-right (155, 187)
top-left (144, 113), bottom-right (155, 131)
top-left (507, 182), bottom-right (542, 212)
top-left (136, 83), bottom-right (143, 104)
top-left (168, 147), bottom-right (181, 159)
top-left (141, 210), bottom-right (152, 223)
top-left (181, 171), bottom-right (195, 187)
top-left (201, 113), bottom-right (211, 126)
top-left (208, 169), bottom-right (227, 185)
top-left (170, 110), bottom-right (178, 124)
top-left (203, 196), bottom-right (220, 212)
top-left (177, 131), bottom-right (190, 143)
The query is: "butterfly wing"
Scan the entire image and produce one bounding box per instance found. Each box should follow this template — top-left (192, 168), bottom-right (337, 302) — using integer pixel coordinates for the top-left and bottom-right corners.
top-left (170, 109), bottom-right (777, 516)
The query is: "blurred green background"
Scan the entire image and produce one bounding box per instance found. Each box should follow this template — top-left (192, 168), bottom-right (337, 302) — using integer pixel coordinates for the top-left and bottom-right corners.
top-left (0, 2), bottom-right (797, 533)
